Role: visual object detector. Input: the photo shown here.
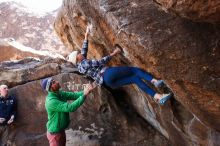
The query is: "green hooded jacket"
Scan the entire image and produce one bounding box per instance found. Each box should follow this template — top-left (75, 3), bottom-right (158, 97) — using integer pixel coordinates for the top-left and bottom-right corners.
top-left (45, 90), bottom-right (85, 133)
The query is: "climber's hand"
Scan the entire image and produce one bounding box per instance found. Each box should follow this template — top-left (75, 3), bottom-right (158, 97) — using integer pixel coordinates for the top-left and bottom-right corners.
top-left (0, 117), bottom-right (6, 123)
top-left (83, 84), bottom-right (93, 96)
top-left (110, 47), bottom-right (121, 57)
top-left (7, 115), bottom-right (14, 124)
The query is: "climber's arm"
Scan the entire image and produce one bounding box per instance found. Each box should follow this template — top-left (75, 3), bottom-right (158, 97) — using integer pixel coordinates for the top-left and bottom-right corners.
top-left (80, 26), bottom-right (90, 58)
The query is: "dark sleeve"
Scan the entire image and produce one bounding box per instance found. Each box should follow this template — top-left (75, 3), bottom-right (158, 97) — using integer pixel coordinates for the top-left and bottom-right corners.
top-left (11, 96), bottom-right (17, 119)
top-left (81, 40), bottom-right (88, 58)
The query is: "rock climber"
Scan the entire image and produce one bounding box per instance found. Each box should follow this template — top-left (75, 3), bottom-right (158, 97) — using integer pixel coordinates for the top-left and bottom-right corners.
top-left (67, 26), bottom-right (171, 105)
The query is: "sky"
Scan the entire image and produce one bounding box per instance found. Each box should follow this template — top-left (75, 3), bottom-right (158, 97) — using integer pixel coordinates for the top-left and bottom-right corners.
top-left (0, 0), bottom-right (63, 13)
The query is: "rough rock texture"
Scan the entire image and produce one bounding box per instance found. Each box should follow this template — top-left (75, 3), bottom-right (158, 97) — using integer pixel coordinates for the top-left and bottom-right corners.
top-left (0, 57), bottom-right (65, 87)
top-left (0, 39), bottom-right (64, 62)
top-left (154, 0), bottom-right (220, 23)
top-left (0, 58), bottom-right (170, 146)
top-left (0, 2), bottom-right (70, 56)
top-left (0, 44), bottom-right (45, 62)
top-left (54, 0), bottom-right (220, 145)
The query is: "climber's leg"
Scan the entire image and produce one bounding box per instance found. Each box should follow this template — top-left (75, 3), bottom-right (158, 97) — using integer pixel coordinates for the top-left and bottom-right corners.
top-left (120, 67), bottom-right (163, 88)
top-left (103, 67), bottom-right (156, 97)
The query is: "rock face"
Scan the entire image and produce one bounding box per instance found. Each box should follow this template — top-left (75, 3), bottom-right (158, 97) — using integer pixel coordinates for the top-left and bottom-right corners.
top-left (154, 0), bottom-right (220, 23)
top-left (54, 0), bottom-right (220, 146)
top-left (0, 57), bottom-right (64, 87)
top-left (0, 39), bottom-right (64, 62)
top-left (1, 58), bottom-right (169, 146)
top-left (0, 2), bottom-right (70, 56)
top-left (0, 44), bottom-right (45, 62)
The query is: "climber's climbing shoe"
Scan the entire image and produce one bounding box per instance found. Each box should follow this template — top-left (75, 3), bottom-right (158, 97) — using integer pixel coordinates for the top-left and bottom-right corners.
top-left (159, 93), bottom-right (171, 105)
top-left (154, 80), bottom-right (164, 88)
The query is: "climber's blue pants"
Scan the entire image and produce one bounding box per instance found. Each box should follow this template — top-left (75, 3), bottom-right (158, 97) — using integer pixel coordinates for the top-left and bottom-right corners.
top-left (103, 67), bottom-right (156, 97)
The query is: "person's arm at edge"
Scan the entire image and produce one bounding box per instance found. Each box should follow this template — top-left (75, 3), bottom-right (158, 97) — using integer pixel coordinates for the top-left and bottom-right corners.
top-left (11, 96), bottom-right (17, 119)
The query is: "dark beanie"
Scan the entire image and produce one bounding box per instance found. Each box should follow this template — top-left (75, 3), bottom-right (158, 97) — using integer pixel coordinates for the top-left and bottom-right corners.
top-left (41, 78), bottom-right (52, 91)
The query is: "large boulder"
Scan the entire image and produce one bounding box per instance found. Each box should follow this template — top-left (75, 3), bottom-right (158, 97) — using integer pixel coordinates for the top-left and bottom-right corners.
top-left (0, 57), bottom-right (65, 87)
top-left (54, 0), bottom-right (220, 145)
top-left (154, 0), bottom-right (220, 23)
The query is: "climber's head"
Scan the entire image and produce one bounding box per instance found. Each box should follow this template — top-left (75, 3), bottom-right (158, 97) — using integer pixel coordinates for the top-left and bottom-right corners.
top-left (67, 51), bottom-right (84, 65)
